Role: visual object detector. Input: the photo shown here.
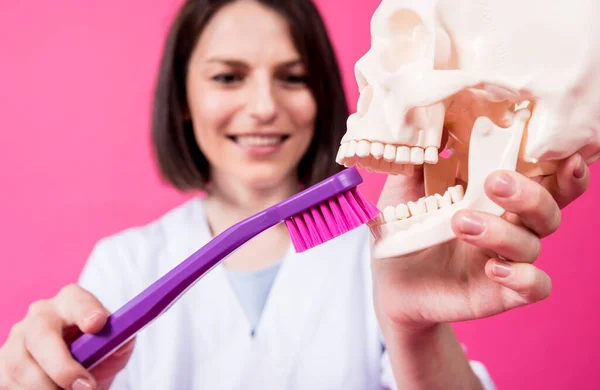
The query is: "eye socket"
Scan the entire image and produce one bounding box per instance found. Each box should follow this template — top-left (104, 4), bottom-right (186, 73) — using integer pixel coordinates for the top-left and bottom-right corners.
top-left (383, 9), bottom-right (430, 72)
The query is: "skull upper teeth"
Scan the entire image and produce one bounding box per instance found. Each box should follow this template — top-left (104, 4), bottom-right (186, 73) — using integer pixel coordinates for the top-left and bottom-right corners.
top-left (381, 185), bottom-right (464, 224)
top-left (395, 146), bottom-right (411, 163)
top-left (336, 140), bottom-right (439, 173)
top-left (383, 144), bottom-right (396, 161)
top-left (424, 147), bottom-right (439, 163)
top-left (371, 142), bottom-right (385, 159)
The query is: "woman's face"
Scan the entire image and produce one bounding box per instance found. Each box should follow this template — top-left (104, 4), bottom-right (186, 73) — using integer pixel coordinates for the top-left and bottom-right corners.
top-left (186, 0), bottom-right (317, 191)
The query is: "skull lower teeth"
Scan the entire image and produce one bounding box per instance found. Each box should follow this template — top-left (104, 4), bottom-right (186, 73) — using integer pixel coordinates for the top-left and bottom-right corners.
top-left (380, 184), bottom-right (464, 224)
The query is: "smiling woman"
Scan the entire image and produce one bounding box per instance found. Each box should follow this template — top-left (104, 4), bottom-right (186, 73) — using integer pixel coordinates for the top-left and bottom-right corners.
top-left (197, 56), bottom-right (302, 158)
top-left (151, 0), bottom-right (349, 192)
top-left (184, 2), bottom-right (317, 189)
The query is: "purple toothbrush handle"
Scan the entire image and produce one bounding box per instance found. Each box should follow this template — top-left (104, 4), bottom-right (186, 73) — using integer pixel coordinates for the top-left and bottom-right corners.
top-left (69, 211), bottom-right (274, 369)
top-left (69, 168), bottom-right (363, 369)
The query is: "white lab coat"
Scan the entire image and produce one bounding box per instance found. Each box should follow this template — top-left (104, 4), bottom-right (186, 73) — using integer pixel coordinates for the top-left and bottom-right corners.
top-left (79, 198), bottom-right (495, 389)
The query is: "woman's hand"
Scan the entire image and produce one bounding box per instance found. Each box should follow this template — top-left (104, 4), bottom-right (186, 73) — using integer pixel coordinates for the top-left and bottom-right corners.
top-left (372, 154), bottom-right (590, 389)
top-left (373, 153), bottom-right (590, 330)
top-left (0, 284), bottom-right (134, 389)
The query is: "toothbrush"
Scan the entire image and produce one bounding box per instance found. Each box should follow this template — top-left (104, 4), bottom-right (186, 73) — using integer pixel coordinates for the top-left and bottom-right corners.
top-left (69, 167), bottom-right (380, 369)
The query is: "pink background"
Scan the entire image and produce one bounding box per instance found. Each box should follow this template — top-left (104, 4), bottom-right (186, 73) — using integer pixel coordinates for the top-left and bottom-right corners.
top-left (1, 1), bottom-right (599, 388)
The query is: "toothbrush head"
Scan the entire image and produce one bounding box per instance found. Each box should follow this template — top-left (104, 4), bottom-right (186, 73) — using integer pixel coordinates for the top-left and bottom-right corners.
top-left (285, 186), bottom-right (380, 252)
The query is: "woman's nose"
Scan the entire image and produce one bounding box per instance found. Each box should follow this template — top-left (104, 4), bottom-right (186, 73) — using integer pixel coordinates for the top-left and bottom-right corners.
top-left (248, 81), bottom-right (278, 124)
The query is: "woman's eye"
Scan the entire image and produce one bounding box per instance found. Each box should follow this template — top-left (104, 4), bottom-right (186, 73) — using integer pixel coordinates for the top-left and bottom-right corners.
top-left (281, 74), bottom-right (309, 85)
top-left (212, 73), bottom-right (243, 84)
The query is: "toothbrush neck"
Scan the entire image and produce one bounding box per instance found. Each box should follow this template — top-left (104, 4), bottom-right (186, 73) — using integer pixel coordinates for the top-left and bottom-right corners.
top-left (203, 169), bottom-right (299, 271)
top-left (205, 172), bottom-right (299, 226)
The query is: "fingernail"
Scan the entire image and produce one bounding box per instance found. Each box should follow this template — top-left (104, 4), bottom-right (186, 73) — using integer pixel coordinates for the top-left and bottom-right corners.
top-left (85, 310), bottom-right (106, 326)
top-left (459, 214), bottom-right (485, 236)
top-left (72, 378), bottom-right (92, 390)
top-left (573, 155), bottom-right (586, 179)
top-left (491, 174), bottom-right (515, 197)
top-left (492, 261), bottom-right (512, 278)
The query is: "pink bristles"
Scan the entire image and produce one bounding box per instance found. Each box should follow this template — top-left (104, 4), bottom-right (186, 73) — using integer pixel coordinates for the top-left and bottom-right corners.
top-left (328, 194), bottom-right (349, 231)
top-left (319, 202), bottom-right (340, 237)
top-left (285, 188), bottom-right (380, 253)
top-left (302, 210), bottom-right (323, 247)
top-left (310, 207), bottom-right (332, 241)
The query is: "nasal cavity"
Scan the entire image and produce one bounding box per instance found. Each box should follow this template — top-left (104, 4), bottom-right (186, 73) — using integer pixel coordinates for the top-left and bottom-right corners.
top-left (383, 9), bottom-right (430, 72)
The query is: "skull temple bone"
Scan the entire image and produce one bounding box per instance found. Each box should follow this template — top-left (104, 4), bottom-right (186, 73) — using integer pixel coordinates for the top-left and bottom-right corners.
top-left (337, 0), bottom-right (600, 259)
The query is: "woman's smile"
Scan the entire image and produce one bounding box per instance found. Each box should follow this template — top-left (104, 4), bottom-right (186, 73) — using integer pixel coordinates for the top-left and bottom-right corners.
top-left (226, 133), bottom-right (291, 157)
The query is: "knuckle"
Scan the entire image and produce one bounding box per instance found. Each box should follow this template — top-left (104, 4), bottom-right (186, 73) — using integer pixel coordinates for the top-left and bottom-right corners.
top-left (23, 321), bottom-right (52, 351)
top-left (57, 283), bottom-right (81, 300)
top-left (7, 323), bottom-right (23, 339)
top-left (26, 300), bottom-right (50, 318)
top-left (59, 284), bottom-right (102, 312)
top-left (1, 358), bottom-right (26, 388)
top-left (85, 298), bottom-right (105, 314)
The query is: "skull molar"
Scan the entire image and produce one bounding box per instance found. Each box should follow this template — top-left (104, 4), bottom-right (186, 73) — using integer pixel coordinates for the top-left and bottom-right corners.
top-left (338, 0), bottom-right (600, 259)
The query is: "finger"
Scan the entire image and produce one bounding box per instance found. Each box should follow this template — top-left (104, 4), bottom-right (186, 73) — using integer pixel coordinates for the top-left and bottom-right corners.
top-left (484, 170), bottom-right (561, 237)
top-left (452, 210), bottom-right (541, 263)
top-left (0, 323), bottom-right (56, 389)
top-left (52, 284), bottom-right (111, 334)
top-left (91, 338), bottom-right (136, 385)
top-left (539, 153), bottom-right (590, 209)
top-left (23, 301), bottom-right (97, 390)
top-left (377, 166), bottom-right (425, 209)
top-left (6, 349), bottom-right (57, 389)
top-left (484, 259), bottom-right (552, 308)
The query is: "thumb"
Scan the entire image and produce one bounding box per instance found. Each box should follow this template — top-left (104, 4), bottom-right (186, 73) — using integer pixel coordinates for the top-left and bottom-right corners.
top-left (91, 338), bottom-right (136, 385)
top-left (377, 166), bottom-right (425, 210)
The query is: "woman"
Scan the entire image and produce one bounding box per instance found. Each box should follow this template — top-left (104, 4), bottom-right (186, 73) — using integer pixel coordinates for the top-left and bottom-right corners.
top-left (0, 0), bottom-right (589, 389)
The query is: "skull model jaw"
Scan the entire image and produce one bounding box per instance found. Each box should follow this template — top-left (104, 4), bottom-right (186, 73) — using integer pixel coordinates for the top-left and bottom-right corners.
top-left (337, 0), bottom-right (600, 259)
top-left (370, 109), bottom-right (529, 259)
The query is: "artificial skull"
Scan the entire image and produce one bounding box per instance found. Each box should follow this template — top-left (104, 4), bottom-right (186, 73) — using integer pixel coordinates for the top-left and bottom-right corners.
top-left (336, 0), bottom-right (600, 259)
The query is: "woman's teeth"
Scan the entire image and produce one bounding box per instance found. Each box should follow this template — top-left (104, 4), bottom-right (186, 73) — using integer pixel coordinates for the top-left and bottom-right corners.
top-left (382, 185), bottom-right (465, 223)
top-left (233, 135), bottom-right (286, 147)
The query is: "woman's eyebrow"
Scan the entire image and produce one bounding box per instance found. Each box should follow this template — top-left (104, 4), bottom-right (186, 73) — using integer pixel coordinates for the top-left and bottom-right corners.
top-left (279, 59), bottom-right (303, 68)
top-left (204, 57), bottom-right (249, 68)
top-left (203, 57), bottom-right (303, 69)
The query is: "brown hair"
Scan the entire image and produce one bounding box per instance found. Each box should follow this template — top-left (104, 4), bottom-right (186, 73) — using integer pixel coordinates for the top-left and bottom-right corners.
top-left (151, 0), bottom-right (349, 191)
